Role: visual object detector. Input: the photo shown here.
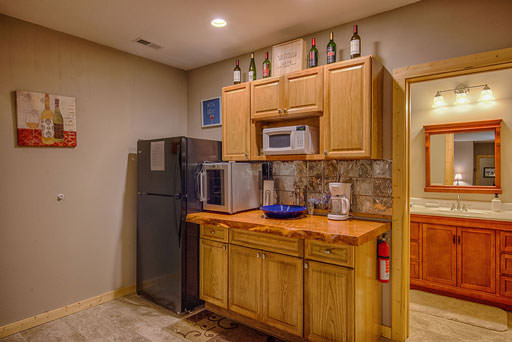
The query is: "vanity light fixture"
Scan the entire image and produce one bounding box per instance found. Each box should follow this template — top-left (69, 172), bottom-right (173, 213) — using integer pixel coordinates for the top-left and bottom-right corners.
top-left (433, 91), bottom-right (446, 108)
top-left (479, 84), bottom-right (495, 102)
top-left (211, 18), bottom-right (227, 27)
top-left (432, 84), bottom-right (494, 108)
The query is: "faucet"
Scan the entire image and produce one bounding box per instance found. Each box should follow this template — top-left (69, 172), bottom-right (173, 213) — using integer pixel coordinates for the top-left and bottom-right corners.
top-left (451, 194), bottom-right (467, 212)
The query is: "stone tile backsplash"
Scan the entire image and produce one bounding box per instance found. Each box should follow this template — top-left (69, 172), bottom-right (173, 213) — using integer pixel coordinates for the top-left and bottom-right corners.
top-left (272, 160), bottom-right (392, 216)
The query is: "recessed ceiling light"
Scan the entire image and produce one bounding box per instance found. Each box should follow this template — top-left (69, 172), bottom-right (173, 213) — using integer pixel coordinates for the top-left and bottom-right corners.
top-left (211, 18), bottom-right (227, 28)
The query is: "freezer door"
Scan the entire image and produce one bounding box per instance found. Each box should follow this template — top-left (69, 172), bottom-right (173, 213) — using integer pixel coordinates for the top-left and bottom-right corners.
top-left (137, 138), bottom-right (184, 196)
top-left (137, 194), bottom-right (184, 312)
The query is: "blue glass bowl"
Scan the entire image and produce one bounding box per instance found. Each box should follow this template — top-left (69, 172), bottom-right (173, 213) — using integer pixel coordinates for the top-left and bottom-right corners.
top-left (260, 205), bottom-right (307, 219)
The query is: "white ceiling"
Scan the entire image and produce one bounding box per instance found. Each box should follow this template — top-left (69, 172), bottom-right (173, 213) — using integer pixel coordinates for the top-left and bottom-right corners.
top-left (0, 0), bottom-right (418, 70)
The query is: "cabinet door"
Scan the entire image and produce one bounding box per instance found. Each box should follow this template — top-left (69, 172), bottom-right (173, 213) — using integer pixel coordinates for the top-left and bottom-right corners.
top-left (261, 252), bottom-right (303, 336)
top-left (422, 224), bottom-right (457, 286)
top-left (222, 83), bottom-right (250, 160)
top-left (251, 77), bottom-right (283, 120)
top-left (458, 227), bottom-right (496, 293)
top-left (228, 245), bottom-right (262, 320)
top-left (283, 68), bottom-right (323, 117)
top-left (199, 239), bottom-right (228, 308)
top-left (410, 222), bottom-right (421, 280)
top-left (324, 57), bottom-right (372, 158)
top-left (304, 261), bottom-right (353, 342)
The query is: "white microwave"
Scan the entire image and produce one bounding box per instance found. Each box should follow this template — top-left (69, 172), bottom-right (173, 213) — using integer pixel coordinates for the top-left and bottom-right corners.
top-left (262, 125), bottom-right (318, 155)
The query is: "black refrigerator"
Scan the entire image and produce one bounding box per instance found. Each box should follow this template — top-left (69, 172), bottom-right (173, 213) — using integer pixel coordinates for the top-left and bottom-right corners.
top-left (136, 137), bottom-right (221, 313)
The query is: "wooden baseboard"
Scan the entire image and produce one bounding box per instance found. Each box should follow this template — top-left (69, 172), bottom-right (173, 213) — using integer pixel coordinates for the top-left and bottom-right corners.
top-left (381, 325), bottom-right (392, 339)
top-left (508, 311), bottom-right (512, 329)
top-left (0, 284), bottom-right (136, 338)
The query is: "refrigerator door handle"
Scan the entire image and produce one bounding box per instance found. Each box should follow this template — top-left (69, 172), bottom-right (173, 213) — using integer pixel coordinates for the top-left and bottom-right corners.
top-left (199, 170), bottom-right (206, 202)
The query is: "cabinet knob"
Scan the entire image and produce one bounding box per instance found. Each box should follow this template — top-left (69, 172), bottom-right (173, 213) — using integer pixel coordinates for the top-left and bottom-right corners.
top-left (222, 245), bottom-right (227, 251)
top-left (262, 253), bottom-right (266, 260)
top-left (210, 230), bottom-right (215, 235)
top-left (324, 249), bottom-right (332, 255)
top-left (304, 262), bottom-right (309, 269)
top-left (256, 252), bottom-right (261, 258)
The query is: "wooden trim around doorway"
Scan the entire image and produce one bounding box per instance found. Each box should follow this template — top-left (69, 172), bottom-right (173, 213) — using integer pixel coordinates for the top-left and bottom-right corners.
top-left (391, 47), bottom-right (512, 341)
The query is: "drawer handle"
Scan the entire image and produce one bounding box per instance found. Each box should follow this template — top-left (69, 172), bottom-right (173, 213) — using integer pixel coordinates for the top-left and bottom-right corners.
top-left (324, 249), bottom-right (332, 255)
top-left (210, 230), bottom-right (215, 235)
top-left (222, 245), bottom-right (227, 251)
top-left (304, 262), bottom-right (309, 269)
top-left (262, 253), bottom-right (266, 260)
top-left (256, 252), bottom-right (261, 258)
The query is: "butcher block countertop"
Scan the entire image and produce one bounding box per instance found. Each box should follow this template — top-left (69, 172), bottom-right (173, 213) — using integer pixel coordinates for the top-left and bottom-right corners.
top-left (186, 210), bottom-right (390, 246)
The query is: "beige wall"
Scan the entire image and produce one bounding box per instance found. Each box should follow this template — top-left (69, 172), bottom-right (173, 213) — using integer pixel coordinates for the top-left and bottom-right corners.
top-left (0, 14), bottom-right (188, 326)
top-left (186, 0), bottom-right (512, 160)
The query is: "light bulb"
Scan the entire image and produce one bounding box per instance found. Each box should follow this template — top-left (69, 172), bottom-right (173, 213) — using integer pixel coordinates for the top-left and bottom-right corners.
top-left (455, 88), bottom-right (469, 105)
top-left (211, 18), bottom-right (227, 27)
top-left (433, 91), bottom-right (445, 108)
top-left (479, 85), bottom-right (494, 102)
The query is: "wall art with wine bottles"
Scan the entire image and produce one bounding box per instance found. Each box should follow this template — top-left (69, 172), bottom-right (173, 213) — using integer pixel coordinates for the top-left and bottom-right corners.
top-left (15, 90), bottom-right (77, 147)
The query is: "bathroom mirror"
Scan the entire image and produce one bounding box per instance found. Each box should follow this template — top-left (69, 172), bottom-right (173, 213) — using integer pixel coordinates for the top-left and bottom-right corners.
top-left (424, 119), bottom-right (502, 193)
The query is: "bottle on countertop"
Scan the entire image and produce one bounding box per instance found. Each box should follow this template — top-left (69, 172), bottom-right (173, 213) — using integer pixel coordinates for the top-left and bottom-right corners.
top-left (308, 38), bottom-right (318, 68)
top-left (262, 51), bottom-right (271, 78)
top-left (248, 52), bottom-right (256, 81)
top-left (233, 59), bottom-right (241, 84)
top-left (326, 31), bottom-right (336, 64)
top-left (350, 24), bottom-right (361, 59)
top-left (491, 193), bottom-right (502, 212)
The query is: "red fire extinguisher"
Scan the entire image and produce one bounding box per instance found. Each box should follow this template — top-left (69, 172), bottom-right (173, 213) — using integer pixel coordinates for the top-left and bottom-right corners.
top-left (378, 239), bottom-right (390, 283)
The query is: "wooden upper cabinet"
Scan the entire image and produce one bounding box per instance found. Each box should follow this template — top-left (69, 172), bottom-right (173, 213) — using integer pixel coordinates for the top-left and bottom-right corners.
top-left (323, 56), bottom-right (382, 159)
top-left (458, 227), bottom-right (496, 294)
top-left (304, 261), bottom-right (354, 342)
top-left (251, 67), bottom-right (324, 121)
top-left (222, 83), bottom-right (250, 160)
top-left (283, 67), bottom-right (323, 117)
top-left (199, 239), bottom-right (228, 308)
top-left (422, 223), bottom-right (457, 286)
top-left (228, 244), bottom-right (262, 320)
top-left (251, 77), bottom-right (282, 120)
top-left (261, 252), bottom-right (303, 336)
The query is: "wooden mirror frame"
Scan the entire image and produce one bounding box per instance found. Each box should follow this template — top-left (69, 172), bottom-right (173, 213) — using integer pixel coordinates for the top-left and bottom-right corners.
top-left (424, 119), bottom-right (502, 194)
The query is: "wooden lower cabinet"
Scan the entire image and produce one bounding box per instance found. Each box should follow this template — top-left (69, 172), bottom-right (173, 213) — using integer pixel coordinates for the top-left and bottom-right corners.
top-left (304, 261), bottom-right (353, 342)
top-left (422, 224), bottom-right (457, 286)
top-left (411, 214), bottom-right (512, 310)
top-left (228, 244), bottom-right (262, 319)
top-left (261, 252), bottom-right (303, 335)
top-left (200, 225), bottom-right (382, 341)
top-left (199, 239), bottom-right (228, 308)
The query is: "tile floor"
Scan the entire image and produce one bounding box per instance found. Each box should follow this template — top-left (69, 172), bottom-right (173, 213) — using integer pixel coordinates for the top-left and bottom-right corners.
top-left (1, 294), bottom-right (510, 342)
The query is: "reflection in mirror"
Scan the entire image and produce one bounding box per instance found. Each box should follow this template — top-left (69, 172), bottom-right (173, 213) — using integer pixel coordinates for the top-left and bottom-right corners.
top-left (430, 130), bottom-right (495, 186)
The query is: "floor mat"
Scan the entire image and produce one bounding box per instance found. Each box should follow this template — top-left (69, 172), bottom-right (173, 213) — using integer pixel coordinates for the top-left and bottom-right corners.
top-left (165, 310), bottom-right (284, 342)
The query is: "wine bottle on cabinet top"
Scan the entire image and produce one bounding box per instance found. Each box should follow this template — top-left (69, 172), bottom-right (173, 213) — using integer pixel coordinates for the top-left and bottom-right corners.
top-left (233, 59), bottom-right (241, 84)
top-left (350, 25), bottom-right (361, 59)
top-left (326, 32), bottom-right (336, 64)
top-left (262, 51), bottom-right (271, 78)
top-left (248, 52), bottom-right (256, 81)
top-left (308, 38), bottom-right (318, 68)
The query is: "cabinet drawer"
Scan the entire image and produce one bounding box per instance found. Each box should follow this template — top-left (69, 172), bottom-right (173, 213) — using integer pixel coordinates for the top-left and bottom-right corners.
top-left (501, 232), bottom-right (512, 253)
top-left (229, 229), bottom-right (303, 257)
top-left (200, 224), bottom-right (228, 243)
top-left (500, 254), bottom-right (512, 276)
top-left (305, 240), bottom-right (354, 267)
top-left (500, 276), bottom-right (512, 298)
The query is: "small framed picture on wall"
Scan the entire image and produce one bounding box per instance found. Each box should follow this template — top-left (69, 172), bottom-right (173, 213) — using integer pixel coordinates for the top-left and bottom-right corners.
top-left (201, 97), bottom-right (222, 128)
